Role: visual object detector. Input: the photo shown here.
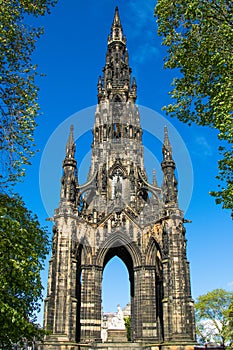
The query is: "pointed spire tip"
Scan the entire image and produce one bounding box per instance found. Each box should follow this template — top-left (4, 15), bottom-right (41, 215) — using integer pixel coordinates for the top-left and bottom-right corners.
top-left (162, 125), bottom-right (174, 162)
top-left (113, 5), bottom-right (120, 24)
top-left (68, 125), bottom-right (74, 144)
top-left (164, 126), bottom-right (170, 146)
top-left (66, 124), bottom-right (75, 158)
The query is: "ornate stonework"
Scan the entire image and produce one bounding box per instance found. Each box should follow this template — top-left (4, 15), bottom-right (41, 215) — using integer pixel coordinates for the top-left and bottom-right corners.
top-left (41, 7), bottom-right (196, 350)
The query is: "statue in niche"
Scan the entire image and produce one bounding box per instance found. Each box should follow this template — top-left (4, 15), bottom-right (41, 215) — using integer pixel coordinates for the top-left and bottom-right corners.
top-left (69, 181), bottom-right (76, 202)
top-left (114, 176), bottom-right (122, 198)
top-left (129, 162), bottom-right (135, 190)
top-left (102, 163), bottom-right (107, 191)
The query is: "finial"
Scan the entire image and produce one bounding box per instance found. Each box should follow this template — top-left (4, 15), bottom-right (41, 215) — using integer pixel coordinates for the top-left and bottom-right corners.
top-left (132, 77), bottom-right (137, 88)
top-left (152, 169), bottom-right (158, 187)
top-left (66, 125), bottom-right (75, 159)
top-left (125, 49), bottom-right (129, 63)
top-left (164, 126), bottom-right (170, 146)
top-left (114, 6), bottom-right (120, 24)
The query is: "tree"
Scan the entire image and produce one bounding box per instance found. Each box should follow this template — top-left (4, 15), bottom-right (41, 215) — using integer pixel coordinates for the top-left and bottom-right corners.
top-left (154, 0), bottom-right (233, 216)
top-left (226, 298), bottom-right (233, 347)
top-left (0, 0), bottom-right (57, 189)
top-left (195, 289), bottom-right (233, 347)
top-left (0, 193), bottom-right (50, 348)
top-left (124, 316), bottom-right (131, 341)
top-left (0, 1), bottom-right (57, 347)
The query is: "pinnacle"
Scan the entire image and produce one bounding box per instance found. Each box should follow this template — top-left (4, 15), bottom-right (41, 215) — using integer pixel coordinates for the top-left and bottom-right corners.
top-left (109, 6), bottom-right (124, 42)
top-left (113, 6), bottom-right (120, 24)
top-left (67, 124), bottom-right (74, 146)
top-left (164, 126), bottom-right (170, 147)
top-left (152, 169), bottom-right (158, 187)
top-left (162, 126), bottom-right (173, 162)
top-left (66, 124), bottom-right (75, 159)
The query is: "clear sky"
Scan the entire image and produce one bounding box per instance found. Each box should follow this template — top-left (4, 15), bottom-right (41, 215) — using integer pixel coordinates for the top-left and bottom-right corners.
top-left (16, 0), bottom-right (232, 323)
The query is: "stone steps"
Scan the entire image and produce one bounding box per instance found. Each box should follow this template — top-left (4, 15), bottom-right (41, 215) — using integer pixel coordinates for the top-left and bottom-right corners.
top-left (93, 342), bottom-right (143, 349)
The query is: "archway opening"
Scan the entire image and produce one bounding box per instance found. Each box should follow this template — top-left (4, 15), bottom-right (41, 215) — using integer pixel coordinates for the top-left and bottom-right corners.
top-left (102, 256), bottom-right (130, 312)
top-left (101, 245), bottom-right (134, 342)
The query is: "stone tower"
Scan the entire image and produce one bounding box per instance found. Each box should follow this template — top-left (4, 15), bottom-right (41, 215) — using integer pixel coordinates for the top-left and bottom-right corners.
top-left (42, 7), bottom-right (196, 350)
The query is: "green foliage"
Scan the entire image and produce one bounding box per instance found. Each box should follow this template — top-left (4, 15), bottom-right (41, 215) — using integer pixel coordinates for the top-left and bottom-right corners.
top-left (195, 289), bottom-right (233, 347)
top-left (226, 298), bottom-right (233, 347)
top-left (0, 193), bottom-right (50, 347)
top-left (154, 0), bottom-right (233, 215)
top-left (124, 316), bottom-right (131, 341)
top-left (0, 0), bottom-right (57, 189)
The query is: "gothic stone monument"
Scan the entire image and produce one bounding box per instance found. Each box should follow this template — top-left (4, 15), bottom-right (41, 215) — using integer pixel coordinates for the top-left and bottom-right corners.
top-left (41, 7), bottom-right (196, 350)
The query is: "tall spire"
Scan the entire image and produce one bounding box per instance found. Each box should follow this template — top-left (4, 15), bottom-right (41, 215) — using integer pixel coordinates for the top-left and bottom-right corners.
top-left (98, 6), bottom-right (137, 103)
top-left (109, 6), bottom-right (124, 42)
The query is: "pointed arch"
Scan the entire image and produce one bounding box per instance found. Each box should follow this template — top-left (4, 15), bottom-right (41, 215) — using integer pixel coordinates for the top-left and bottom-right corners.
top-left (113, 94), bottom-right (122, 102)
top-left (145, 236), bottom-right (162, 266)
top-left (77, 237), bottom-right (92, 265)
top-left (108, 158), bottom-right (128, 178)
top-left (95, 231), bottom-right (142, 268)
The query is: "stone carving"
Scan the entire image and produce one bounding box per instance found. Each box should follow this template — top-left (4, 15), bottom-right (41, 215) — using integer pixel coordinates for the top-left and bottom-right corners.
top-left (108, 305), bottom-right (125, 330)
top-left (114, 176), bottom-right (122, 198)
top-left (102, 163), bottom-right (107, 191)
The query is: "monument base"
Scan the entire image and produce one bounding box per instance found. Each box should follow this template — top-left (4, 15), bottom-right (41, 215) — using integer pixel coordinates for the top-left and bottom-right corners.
top-left (107, 328), bottom-right (128, 342)
top-left (39, 340), bottom-right (197, 350)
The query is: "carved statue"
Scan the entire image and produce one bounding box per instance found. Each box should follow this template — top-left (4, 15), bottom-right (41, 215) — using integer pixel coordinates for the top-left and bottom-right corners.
top-left (114, 176), bottom-right (122, 198)
top-left (108, 305), bottom-right (125, 330)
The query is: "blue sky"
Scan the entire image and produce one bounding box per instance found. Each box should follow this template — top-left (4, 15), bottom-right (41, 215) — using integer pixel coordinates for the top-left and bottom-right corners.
top-left (16, 0), bottom-right (232, 322)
